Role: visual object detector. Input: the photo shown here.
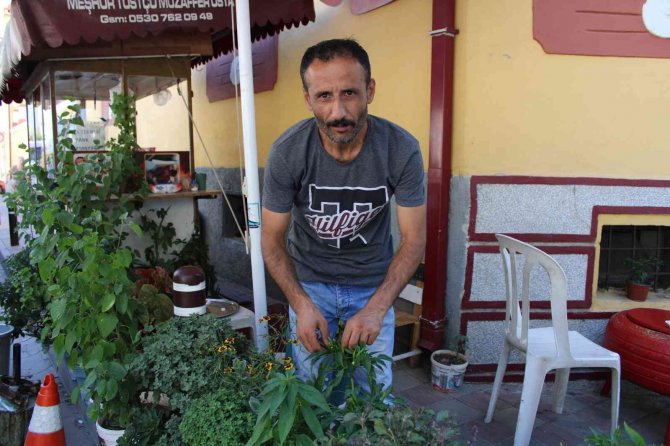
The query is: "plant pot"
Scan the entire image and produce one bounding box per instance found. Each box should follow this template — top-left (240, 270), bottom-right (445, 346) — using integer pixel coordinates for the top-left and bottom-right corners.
top-left (627, 282), bottom-right (650, 302)
top-left (96, 421), bottom-right (125, 446)
top-left (431, 349), bottom-right (468, 392)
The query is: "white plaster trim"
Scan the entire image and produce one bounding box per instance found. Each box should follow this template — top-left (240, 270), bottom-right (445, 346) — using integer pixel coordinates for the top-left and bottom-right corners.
top-left (173, 281), bottom-right (206, 292)
top-left (174, 305), bottom-right (206, 316)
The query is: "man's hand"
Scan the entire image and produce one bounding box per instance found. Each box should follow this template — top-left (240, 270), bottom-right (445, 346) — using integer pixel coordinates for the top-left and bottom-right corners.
top-left (294, 301), bottom-right (330, 353)
top-left (341, 306), bottom-right (384, 348)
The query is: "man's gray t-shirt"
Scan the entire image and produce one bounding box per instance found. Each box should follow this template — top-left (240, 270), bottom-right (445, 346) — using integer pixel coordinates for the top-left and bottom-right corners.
top-left (262, 115), bottom-right (425, 287)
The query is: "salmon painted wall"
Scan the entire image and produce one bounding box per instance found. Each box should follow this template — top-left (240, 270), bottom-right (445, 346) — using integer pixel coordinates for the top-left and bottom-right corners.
top-left (189, 0), bottom-right (432, 169)
top-left (452, 0), bottom-right (670, 179)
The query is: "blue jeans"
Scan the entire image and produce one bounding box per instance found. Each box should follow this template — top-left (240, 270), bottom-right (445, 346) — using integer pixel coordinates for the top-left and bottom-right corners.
top-left (289, 281), bottom-right (395, 391)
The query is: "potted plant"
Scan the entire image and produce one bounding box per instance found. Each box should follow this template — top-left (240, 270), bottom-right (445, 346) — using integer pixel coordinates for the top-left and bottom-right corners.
top-left (122, 314), bottom-right (265, 444)
top-left (0, 248), bottom-right (48, 339)
top-left (247, 327), bottom-right (461, 445)
top-left (625, 256), bottom-right (659, 302)
top-left (430, 335), bottom-right (468, 392)
top-left (5, 94), bottom-right (149, 443)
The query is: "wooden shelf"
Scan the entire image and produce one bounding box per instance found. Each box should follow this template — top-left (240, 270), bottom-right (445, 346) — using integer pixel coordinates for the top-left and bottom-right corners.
top-left (142, 189), bottom-right (222, 200)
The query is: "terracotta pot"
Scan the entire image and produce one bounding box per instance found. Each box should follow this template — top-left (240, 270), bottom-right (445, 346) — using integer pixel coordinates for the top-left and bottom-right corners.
top-left (626, 282), bottom-right (650, 302)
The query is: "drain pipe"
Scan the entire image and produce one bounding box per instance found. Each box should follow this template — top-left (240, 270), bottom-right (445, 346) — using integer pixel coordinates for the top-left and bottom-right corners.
top-left (419, 0), bottom-right (457, 351)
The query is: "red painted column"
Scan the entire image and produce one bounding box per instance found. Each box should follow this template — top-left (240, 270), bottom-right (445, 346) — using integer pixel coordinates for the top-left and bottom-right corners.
top-left (419, 0), bottom-right (457, 350)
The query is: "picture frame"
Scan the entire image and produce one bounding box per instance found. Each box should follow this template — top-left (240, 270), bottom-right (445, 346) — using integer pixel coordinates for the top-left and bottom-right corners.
top-left (142, 151), bottom-right (191, 193)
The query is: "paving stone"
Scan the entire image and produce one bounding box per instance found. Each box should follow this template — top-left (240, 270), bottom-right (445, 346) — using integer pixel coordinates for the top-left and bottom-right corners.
top-left (427, 394), bottom-right (483, 425)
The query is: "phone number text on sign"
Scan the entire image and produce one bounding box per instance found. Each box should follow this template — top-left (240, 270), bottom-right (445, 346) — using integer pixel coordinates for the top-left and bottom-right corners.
top-left (100, 12), bottom-right (214, 23)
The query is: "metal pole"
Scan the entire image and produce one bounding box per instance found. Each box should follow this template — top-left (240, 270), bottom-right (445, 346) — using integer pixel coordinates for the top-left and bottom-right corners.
top-left (235, 0), bottom-right (269, 351)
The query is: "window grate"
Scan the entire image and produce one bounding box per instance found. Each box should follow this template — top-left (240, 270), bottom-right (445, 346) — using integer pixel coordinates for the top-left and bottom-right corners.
top-left (598, 225), bottom-right (670, 290)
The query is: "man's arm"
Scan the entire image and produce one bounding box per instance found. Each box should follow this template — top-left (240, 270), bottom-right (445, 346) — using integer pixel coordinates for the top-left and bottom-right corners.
top-left (261, 207), bottom-right (330, 352)
top-left (341, 203), bottom-right (426, 348)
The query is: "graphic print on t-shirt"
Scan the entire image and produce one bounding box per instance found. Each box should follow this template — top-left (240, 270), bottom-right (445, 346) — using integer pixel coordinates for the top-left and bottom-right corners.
top-left (305, 184), bottom-right (388, 248)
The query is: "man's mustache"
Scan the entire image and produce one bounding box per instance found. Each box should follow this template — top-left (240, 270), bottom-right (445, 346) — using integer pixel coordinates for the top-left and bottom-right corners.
top-left (327, 119), bottom-right (356, 128)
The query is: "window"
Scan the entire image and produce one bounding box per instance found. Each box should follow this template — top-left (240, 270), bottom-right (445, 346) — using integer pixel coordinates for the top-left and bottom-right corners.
top-left (223, 194), bottom-right (247, 238)
top-left (598, 225), bottom-right (670, 290)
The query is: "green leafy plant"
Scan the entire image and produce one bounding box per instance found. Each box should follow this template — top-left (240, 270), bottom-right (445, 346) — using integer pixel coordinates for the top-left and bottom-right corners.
top-left (0, 248), bottom-right (47, 338)
top-left (626, 256), bottom-right (660, 285)
top-left (125, 314), bottom-right (259, 444)
top-left (583, 423), bottom-right (649, 446)
top-left (246, 369), bottom-right (331, 446)
top-left (179, 382), bottom-right (256, 446)
top-left (5, 94), bottom-right (148, 426)
top-left (134, 284), bottom-right (173, 326)
top-left (133, 209), bottom-right (216, 293)
top-left (310, 325), bottom-right (392, 410)
top-left (248, 322), bottom-right (395, 446)
top-left (248, 325), bottom-right (460, 446)
top-left (136, 207), bottom-right (178, 269)
top-left (116, 406), bottom-right (172, 446)
top-left (321, 406), bottom-right (458, 446)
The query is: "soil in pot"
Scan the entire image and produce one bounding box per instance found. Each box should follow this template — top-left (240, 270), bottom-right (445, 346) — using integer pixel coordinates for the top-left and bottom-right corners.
top-left (432, 351), bottom-right (467, 366)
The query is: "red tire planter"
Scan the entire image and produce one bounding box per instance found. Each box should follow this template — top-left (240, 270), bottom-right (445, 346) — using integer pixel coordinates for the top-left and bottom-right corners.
top-left (604, 309), bottom-right (670, 394)
top-left (604, 309), bottom-right (670, 444)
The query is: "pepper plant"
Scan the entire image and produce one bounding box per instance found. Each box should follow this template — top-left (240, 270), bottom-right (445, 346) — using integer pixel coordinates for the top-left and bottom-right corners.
top-left (5, 94), bottom-right (148, 425)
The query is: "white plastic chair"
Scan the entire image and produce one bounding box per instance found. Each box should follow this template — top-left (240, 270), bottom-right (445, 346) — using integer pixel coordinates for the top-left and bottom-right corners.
top-left (485, 234), bottom-right (620, 446)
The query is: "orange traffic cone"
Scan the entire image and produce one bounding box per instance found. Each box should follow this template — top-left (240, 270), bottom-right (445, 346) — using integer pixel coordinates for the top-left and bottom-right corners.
top-left (24, 373), bottom-right (66, 446)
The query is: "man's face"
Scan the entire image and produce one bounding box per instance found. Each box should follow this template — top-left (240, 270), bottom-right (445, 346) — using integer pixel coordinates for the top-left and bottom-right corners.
top-left (303, 56), bottom-right (375, 147)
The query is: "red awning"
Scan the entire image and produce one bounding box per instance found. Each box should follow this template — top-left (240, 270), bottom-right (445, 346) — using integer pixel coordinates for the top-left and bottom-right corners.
top-left (0, 0), bottom-right (315, 103)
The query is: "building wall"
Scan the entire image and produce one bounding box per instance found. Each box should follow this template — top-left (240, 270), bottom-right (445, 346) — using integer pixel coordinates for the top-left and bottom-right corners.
top-left (190, 0), bottom-right (433, 169)
top-left (450, 0), bottom-right (670, 375)
top-left (452, 0), bottom-right (670, 179)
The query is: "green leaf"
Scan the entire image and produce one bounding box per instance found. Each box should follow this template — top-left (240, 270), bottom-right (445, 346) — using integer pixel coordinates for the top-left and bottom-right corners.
top-left (42, 208), bottom-right (55, 226)
top-left (373, 419), bottom-right (389, 436)
top-left (107, 361), bottom-right (126, 380)
top-left (623, 423), bottom-right (647, 446)
top-left (116, 293), bottom-right (128, 314)
top-left (96, 313), bottom-right (118, 338)
top-left (295, 435), bottom-right (314, 446)
top-left (38, 257), bottom-right (56, 281)
top-left (300, 403), bottom-right (324, 439)
top-left (100, 293), bottom-right (116, 312)
top-left (71, 386), bottom-right (81, 405)
top-left (106, 378), bottom-right (118, 399)
top-left (277, 402), bottom-right (296, 445)
top-left (67, 223), bottom-right (83, 234)
top-left (64, 330), bottom-right (77, 353)
top-left (296, 384), bottom-right (329, 412)
top-left (83, 370), bottom-right (97, 390)
top-left (128, 222), bottom-right (142, 237)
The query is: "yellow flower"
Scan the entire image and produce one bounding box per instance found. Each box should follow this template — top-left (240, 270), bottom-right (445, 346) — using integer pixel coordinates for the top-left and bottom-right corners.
top-left (258, 315), bottom-right (271, 323)
top-left (223, 367), bottom-right (233, 374)
top-left (265, 362), bottom-right (274, 371)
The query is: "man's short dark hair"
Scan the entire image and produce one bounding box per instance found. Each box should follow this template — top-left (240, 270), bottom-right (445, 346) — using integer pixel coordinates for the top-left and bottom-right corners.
top-left (300, 38), bottom-right (371, 90)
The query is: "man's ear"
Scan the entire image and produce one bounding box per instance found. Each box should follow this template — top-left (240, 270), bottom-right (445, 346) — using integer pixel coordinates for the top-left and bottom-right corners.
top-left (303, 88), bottom-right (314, 112)
top-left (366, 79), bottom-right (376, 104)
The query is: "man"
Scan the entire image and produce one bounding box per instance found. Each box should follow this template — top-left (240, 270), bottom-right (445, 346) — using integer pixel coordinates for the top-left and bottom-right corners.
top-left (261, 39), bottom-right (426, 390)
